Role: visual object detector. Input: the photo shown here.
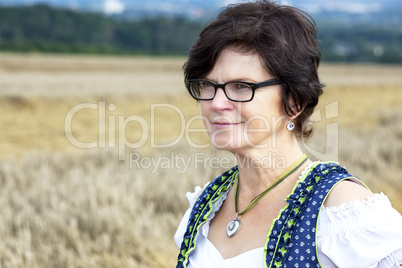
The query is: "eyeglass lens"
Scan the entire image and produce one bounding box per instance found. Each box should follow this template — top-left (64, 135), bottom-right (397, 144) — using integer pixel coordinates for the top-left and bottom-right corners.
top-left (191, 81), bottom-right (253, 101)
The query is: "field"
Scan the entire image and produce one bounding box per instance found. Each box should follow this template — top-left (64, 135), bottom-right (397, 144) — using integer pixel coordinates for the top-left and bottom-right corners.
top-left (0, 53), bottom-right (401, 267)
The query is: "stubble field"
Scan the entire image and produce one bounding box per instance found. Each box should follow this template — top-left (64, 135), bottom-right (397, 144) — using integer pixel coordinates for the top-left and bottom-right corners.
top-left (0, 53), bottom-right (401, 267)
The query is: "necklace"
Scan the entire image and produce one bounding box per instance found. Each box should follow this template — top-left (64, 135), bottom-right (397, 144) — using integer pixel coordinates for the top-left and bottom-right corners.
top-left (226, 154), bottom-right (308, 238)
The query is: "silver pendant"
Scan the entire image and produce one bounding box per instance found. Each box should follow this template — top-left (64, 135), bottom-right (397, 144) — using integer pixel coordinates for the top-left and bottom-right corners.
top-left (226, 219), bottom-right (241, 238)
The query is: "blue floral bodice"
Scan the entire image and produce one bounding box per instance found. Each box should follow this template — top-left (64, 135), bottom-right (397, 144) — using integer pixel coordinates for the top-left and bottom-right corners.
top-left (177, 162), bottom-right (361, 268)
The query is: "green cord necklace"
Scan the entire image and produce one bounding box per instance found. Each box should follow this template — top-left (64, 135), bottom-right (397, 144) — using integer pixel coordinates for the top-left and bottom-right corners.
top-left (226, 154), bottom-right (308, 238)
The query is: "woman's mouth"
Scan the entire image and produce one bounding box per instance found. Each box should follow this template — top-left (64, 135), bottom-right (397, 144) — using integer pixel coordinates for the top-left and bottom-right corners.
top-left (211, 121), bottom-right (242, 128)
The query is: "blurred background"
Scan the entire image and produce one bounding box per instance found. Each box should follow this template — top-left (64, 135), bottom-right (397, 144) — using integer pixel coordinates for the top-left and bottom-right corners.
top-left (1, 0), bottom-right (401, 61)
top-left (0, 0), bottom-right (401, 267)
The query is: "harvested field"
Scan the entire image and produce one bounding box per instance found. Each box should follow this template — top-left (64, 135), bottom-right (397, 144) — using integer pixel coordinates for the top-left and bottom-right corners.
top-left (0, 53), bottom-right (401, 267)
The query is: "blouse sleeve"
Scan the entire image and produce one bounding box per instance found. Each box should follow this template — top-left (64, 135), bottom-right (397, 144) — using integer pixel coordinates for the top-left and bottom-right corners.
top-left (174, 184), bottom-right (207, 248)
top-left (317, 193), bottom-right (402, 268)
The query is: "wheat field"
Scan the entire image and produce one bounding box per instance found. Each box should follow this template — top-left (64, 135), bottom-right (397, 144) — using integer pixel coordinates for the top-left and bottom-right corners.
top-left (0, 53), bottom-right (401, 267)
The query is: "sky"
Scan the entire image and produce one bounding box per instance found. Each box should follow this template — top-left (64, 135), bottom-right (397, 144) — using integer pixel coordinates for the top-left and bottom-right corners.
top-left (103, 0), bottom-right (123, 14)
top-left (0, 0), bottom-right (399, 15)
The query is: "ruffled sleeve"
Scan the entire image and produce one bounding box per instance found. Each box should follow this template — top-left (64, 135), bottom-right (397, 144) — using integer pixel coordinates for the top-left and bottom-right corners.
top-left (174, 185), bottom-right (206, 248)
top-left (317, 193), bottom-right (402, 268)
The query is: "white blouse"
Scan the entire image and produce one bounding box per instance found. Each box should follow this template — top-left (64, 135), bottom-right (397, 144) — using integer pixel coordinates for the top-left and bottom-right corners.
top-left (174, 174), bottom-right (402, 267)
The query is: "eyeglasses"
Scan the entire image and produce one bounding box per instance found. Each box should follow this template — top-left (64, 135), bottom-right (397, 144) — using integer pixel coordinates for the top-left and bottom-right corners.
top-left (187, 78), bottom-right (282, 102)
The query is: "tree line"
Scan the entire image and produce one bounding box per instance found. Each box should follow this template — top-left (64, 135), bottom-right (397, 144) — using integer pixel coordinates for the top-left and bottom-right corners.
top-left (1, 4), bottom-right (401, 63)
top-left (0, 4), bottom-right (203, 55)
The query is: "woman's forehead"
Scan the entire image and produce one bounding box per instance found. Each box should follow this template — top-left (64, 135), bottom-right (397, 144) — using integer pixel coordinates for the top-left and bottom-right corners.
top-left (205, 48), bottom-right (272, 82)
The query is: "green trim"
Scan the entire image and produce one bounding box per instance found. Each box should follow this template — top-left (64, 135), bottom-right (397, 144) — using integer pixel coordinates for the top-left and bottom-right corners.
top-left (181, 170), bottom-right (238, 267)
top-left (263, 161), bottom-right (321, 268)
top-left (182, 161), bottom-right (358, 267)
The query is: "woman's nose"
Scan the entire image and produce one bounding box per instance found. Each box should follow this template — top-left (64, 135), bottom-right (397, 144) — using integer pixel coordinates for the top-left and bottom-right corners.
top-left (211, 88), bottom-right (233, 111)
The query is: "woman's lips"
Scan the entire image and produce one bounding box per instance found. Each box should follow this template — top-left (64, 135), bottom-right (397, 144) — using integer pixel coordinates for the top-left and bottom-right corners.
top-left (211, 121), bottom-right (242, 129)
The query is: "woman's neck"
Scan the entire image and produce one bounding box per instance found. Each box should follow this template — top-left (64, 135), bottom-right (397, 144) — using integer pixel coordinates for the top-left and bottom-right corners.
top-left (232, 136), bottom-right (307, 198)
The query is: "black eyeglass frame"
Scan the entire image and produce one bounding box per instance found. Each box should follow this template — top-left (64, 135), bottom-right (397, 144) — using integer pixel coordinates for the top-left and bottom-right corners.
top-left (187, 78), bottom-right (282, 102)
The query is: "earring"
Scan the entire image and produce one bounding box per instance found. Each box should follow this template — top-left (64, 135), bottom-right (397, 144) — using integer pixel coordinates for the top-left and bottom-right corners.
top-left (286, 119), bottom-right (295, 131)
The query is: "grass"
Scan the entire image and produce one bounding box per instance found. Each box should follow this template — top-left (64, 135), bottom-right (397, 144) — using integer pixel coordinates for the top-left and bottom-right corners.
top-left (0, 53), bottom-right (401, 267)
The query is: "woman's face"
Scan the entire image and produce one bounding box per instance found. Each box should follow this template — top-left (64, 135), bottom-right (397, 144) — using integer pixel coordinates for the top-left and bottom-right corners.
top-left (200, 48), bottom-right (288, 153)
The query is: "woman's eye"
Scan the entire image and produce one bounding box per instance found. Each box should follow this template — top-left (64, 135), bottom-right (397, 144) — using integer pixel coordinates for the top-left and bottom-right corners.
top-left (235, 83), bottom-right (251, 91)
top-left (201, 82), bottom-right (214, 90)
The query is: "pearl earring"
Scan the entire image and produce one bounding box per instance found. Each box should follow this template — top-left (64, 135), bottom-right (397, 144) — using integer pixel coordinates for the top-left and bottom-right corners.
top-left (286, 119), bottom-right (295, 131)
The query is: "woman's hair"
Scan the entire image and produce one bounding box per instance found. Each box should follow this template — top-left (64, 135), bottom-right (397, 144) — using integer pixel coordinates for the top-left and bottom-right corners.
top-left (183, 0), bottom-right (324, 140)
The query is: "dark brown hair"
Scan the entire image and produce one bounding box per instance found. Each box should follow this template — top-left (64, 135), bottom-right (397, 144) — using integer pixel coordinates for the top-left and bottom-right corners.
top-left (183, 0), bottom-right (324, 140)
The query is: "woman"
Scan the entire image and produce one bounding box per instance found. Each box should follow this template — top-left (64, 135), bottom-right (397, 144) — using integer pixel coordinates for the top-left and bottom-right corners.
top-left (174, 1), bottom-right (402, 267)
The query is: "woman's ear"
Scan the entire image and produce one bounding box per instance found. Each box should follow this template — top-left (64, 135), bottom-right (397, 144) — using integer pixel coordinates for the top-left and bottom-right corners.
top-left (288, 96), bottom-right (305, 119)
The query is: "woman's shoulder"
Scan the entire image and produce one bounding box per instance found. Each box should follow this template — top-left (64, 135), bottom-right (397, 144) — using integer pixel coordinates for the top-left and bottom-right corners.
top-left (323, 179), bottom-right (373, 208)
top-left (317, 192), bottom-right (402, 267)
top-left (306, 161), bottom-right (373, 208)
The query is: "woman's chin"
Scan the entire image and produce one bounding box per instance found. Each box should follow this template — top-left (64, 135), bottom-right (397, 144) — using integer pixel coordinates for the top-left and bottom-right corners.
top-left (209, 136), bottom-right (242, 151)
top-left (209, 132), bottom-right (273, 152)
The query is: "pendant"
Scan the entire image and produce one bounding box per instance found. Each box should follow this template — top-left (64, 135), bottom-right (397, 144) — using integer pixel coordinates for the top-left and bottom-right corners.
top-left (226, 218), bottom-right (241, 238)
